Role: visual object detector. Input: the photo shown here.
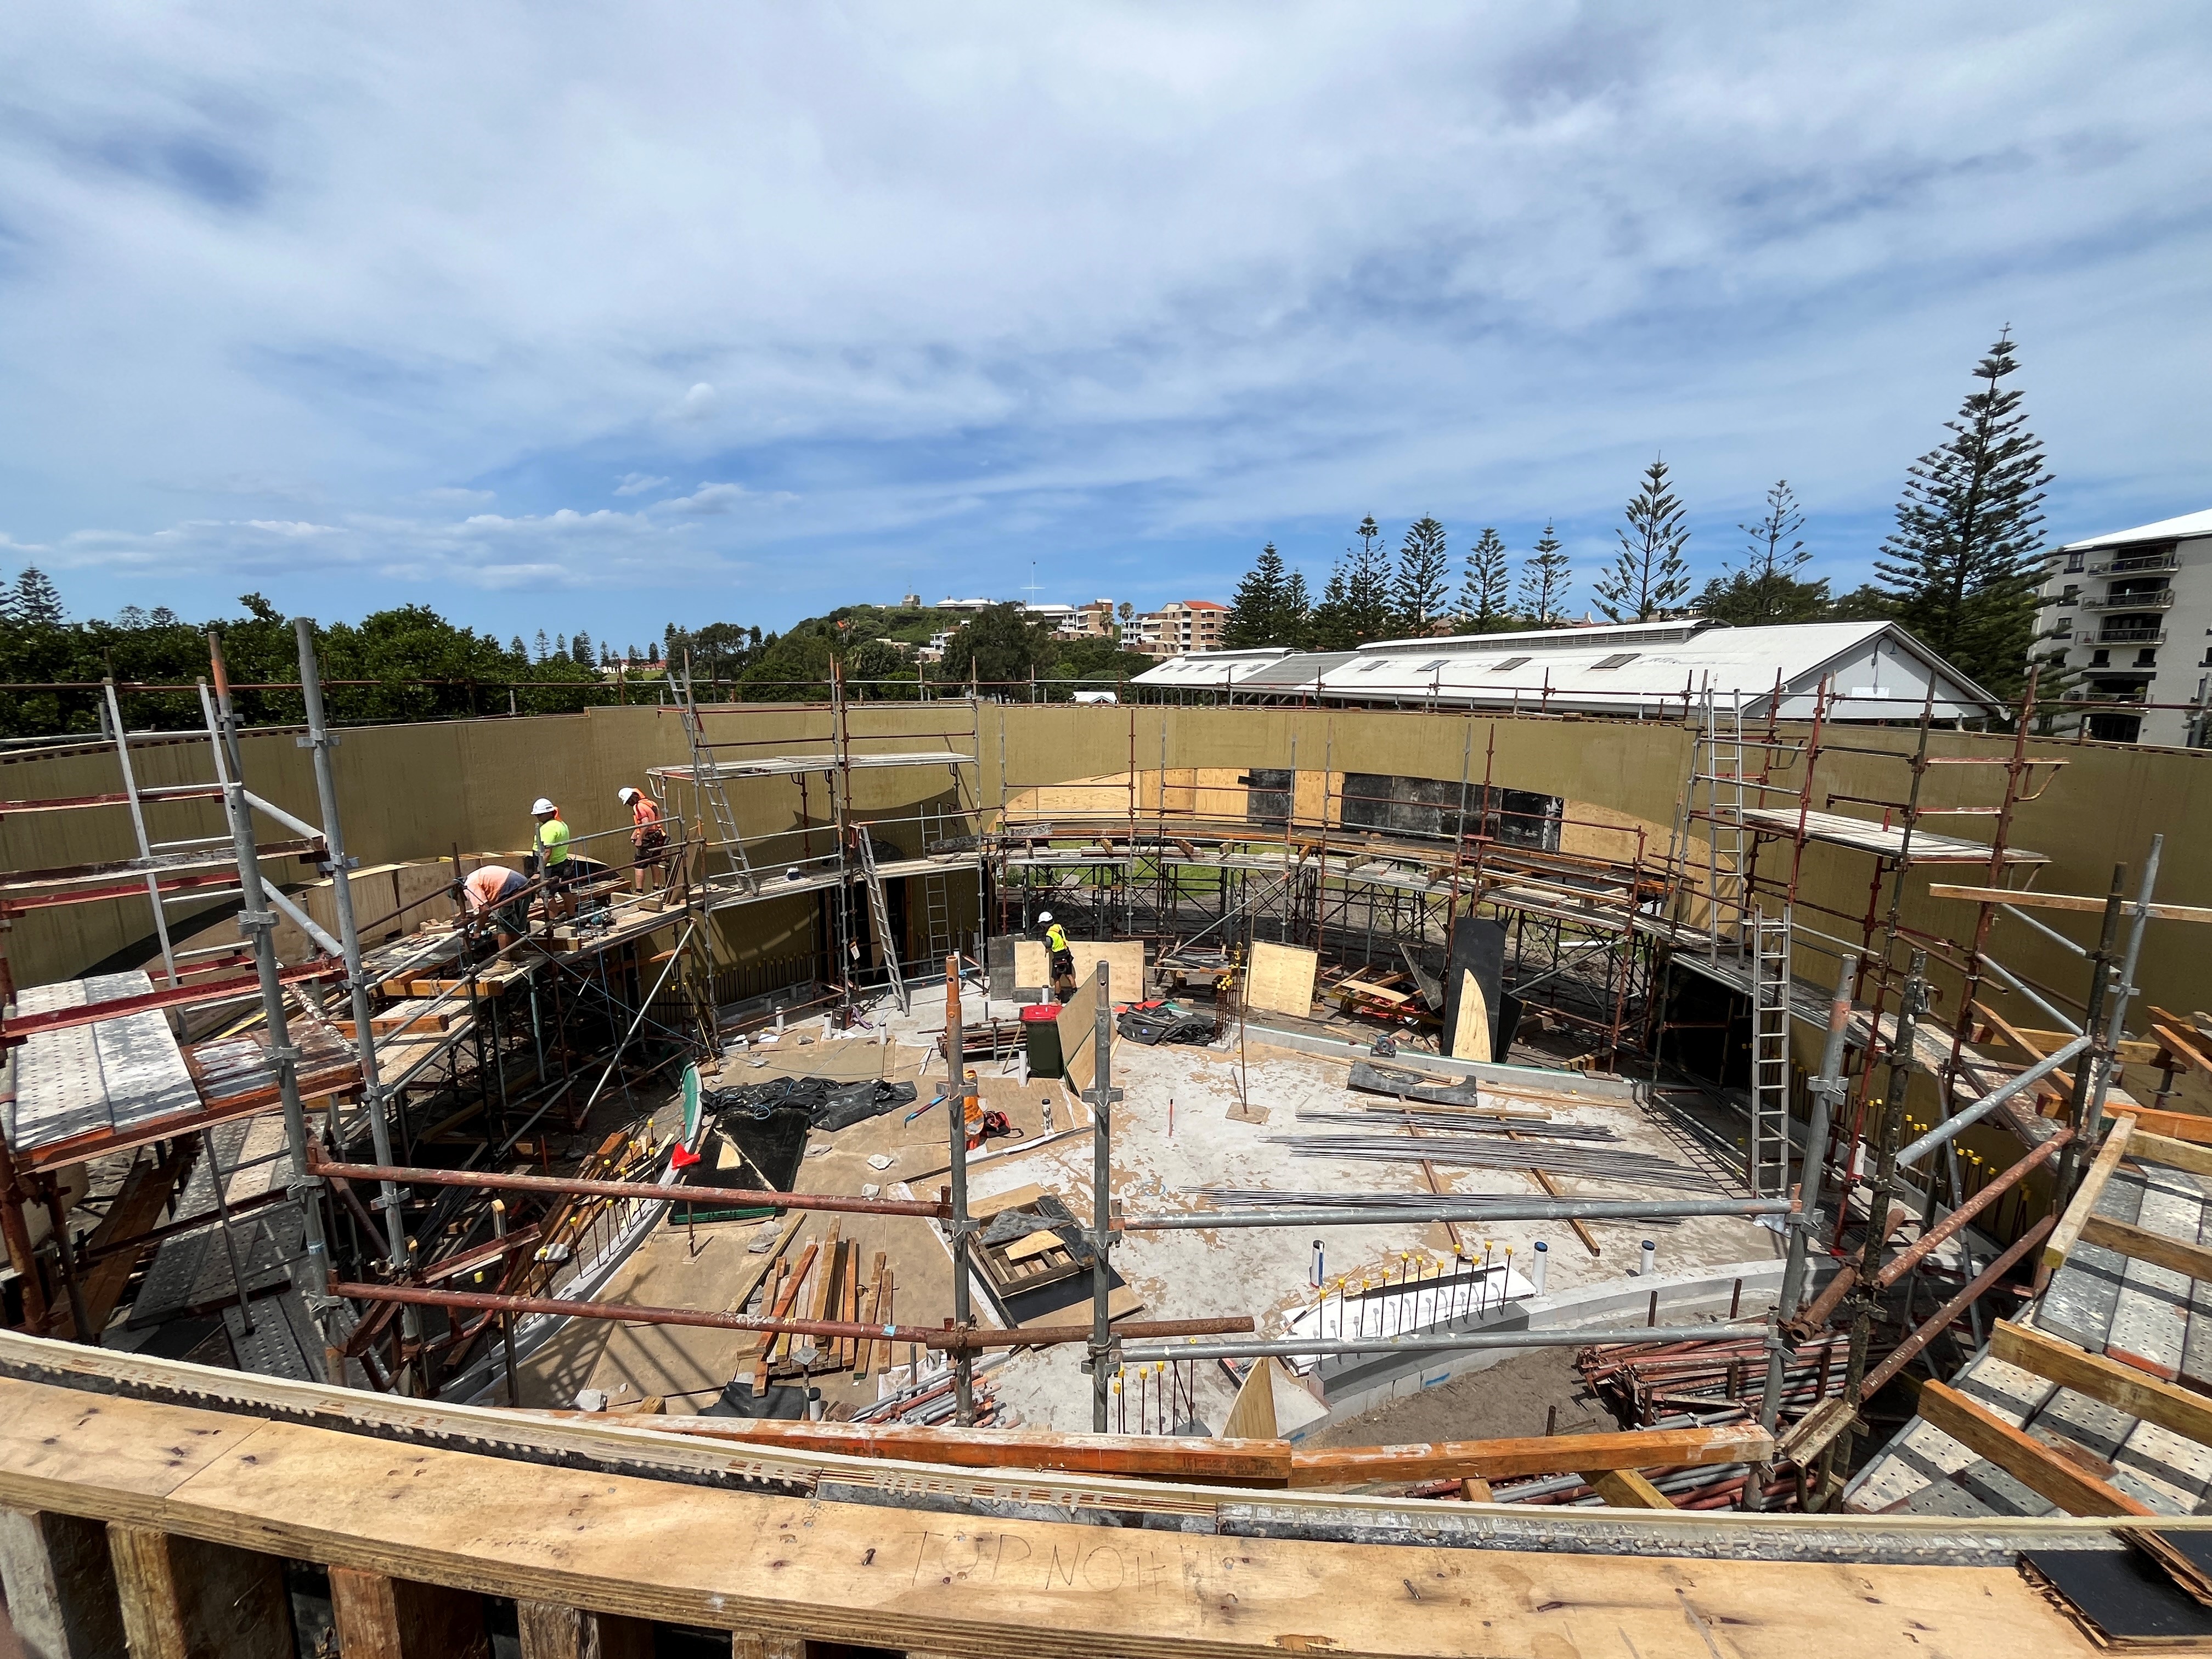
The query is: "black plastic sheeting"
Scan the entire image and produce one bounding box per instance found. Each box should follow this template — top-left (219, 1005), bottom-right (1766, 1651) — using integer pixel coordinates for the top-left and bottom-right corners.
top-left (706, 1075), bottom-right (918, 1134)
top-left (2023, 1547), bottom-right (2212, 1643)
top-left (1116, 1006), bottom-right (1214, 1046)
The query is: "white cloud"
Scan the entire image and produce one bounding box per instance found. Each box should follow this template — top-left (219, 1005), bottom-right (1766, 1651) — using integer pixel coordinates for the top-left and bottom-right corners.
top-left (0, 4), bottom-right (2204, 629)
top-left (667, 383), bottom-right (718, 424)
top-left (654, 482), bottom-right (748, 515)
top-left (243, 518), bottom-right (340, 536)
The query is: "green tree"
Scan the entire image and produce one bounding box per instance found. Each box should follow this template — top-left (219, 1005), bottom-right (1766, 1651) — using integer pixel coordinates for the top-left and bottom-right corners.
top-left (1517, 522), bottom-right (1571, 625)
top-left (1458, 527), bottom-right (1511, 632)
top-left (1696, 569), bottom-right (1831, 626)
top-left (1283, 570), bottom-right (1310, 645)
top-left (940, 603), bottom-right (1049, 689)
top-left (5, 567), bottom-right (65, 626)
top-left (1828, 584), bottom-right (1895, 622)
top-left (1696, 479), bottom-right (1827, 626)
top-left (1596, 459), bottom-right (1692, 622)
top-left (1307, 565), bottom-right (1353, 650)
top-left (533, 629), bottom-right (550, 661)
top-left (1390, 517), bottom-right (1451, 635)
top-left (1226, 543), bottom-right (1295, 648)
top-left (510, 635), bottom-right (527, 658)
top-left (1872, 329), bottom-right (2052, 696)
top-left (1335, 516), bottom-right (1393, 644)
top-left (570, 629), bottom-right (594, 665)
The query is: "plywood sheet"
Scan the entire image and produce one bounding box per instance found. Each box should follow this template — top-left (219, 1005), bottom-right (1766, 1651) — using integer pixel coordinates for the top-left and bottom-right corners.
top-left (1244, 943), bottom-right (1317, 1017)
top-left (1015, 938), bottom-right (1144, 998)
top-left (1448, 968), bottom-right (1492, 1064)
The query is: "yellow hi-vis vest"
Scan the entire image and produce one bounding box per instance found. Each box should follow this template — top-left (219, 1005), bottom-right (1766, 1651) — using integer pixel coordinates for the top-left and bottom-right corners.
top-left (1044, 923), bottom-right (1070, 955)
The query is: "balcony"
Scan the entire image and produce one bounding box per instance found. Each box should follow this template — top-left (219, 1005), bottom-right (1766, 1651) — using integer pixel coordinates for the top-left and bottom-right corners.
top-left (2097, 624), bottom-right (2166, 645)
top-left (2068, 689), bottom-right (2150, 704)
top-left (2090, 548), bottom-right (2180, 576)
top-left (2083, 588), bottom-right (2176, 611)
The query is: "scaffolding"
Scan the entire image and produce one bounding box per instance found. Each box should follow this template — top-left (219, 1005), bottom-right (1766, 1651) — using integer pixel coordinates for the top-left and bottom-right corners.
top-left (0, 625), bottom-right (728, 1396)
top-left (646, 657), bottom-right (986, 1017)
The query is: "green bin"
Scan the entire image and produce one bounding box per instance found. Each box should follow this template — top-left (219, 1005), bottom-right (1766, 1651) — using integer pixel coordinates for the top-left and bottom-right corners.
top-left (1022, 1003), bottom-right (1064, 1078)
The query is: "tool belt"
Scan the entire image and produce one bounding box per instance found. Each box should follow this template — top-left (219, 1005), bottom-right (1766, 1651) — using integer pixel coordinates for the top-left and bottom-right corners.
top-left (1049, 949), bottom-right (1076, 980)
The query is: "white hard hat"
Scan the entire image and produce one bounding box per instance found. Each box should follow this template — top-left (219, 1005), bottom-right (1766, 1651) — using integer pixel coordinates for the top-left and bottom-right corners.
top-left (1037, 911), bottom-right (1054, 924)
top-left (618, 787), bottom-right (638, 803)
top-left (531, 797), bottom-right (556, 815)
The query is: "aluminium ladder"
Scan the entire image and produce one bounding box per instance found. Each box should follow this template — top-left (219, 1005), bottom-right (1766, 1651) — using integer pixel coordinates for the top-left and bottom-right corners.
top-left (678, 664), bottom-right (758, 896)
top-left (1747, 909), bottom-right (1794, 1199)
top-left (854, 825), bottom-right (909, 1013)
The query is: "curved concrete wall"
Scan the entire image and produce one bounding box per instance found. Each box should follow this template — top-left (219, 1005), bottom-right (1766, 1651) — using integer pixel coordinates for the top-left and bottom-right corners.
top-left (4, 702), bottom-right (2204, 1042)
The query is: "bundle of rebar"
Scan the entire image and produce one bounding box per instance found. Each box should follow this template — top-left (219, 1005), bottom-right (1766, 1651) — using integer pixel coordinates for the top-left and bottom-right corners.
top-left (851, 1367), bottom-right (1000, 1427)
top-left (1294, 1109), bottom-right (1616, 1141)
top-left (1577, 1332), bottom-right (1855, 1428)
top-left (1186, 1187), bottom-right (1678, 1225)
top-left (1266, 1133), bottom-right (1706, 1188)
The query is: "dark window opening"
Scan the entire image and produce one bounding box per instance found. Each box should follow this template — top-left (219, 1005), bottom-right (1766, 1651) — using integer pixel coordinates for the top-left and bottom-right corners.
top-left (1591, 652), bottom-right (1638, 669)
top-left (1341, 772), bottom-right (1561, 850)
top-left (1492, 655), bottom-right (1531, 671)
top-left (1244, 768), bottom-right (1292, 827)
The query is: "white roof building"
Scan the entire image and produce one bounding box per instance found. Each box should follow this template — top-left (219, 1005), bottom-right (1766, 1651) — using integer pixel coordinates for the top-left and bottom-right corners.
top-left (1131, 620), bottom-right (2002, 723)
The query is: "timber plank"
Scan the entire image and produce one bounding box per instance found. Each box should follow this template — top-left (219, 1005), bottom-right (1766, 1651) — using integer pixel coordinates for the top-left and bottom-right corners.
top-left (517, 1598), bottom-right (654, 1659)
top-left (2080, 1214), bottom-right (2212, 1288)
top-left (108, 1520), bottom-right (292, 1659)
top-left (0, 1386), bottom-right (2111, 1659)
top-left (1928, 885), bottom-right (2212, 925)
top-left (1914, 1380), bottom-right (2157, 1517)
top-left (1588, 1468), bottom-right (1674, 1509)
top-left (1285, 1421), bottom-right (1770, 1486)
top-left (330, 1564), bottom-right (490, 1659)
top-left (1994, 1320), bottom-right (2212, 1449)
top-left (2043, 1116), bottom-right (2136, 1269)
top-left (2131, 1129), bottom-right (2212, 1180)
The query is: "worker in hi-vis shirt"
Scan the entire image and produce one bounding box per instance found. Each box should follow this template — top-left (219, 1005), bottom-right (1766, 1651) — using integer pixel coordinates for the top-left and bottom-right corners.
top-left (1040, 911), bottom-right (1077, 1003)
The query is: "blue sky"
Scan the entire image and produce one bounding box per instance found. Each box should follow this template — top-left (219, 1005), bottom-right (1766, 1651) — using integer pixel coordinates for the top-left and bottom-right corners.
top-left (2, 5), bottom-right (2208, 648)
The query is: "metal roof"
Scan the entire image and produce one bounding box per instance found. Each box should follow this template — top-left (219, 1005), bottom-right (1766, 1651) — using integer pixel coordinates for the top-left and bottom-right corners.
top-left (1126, 648), bottom-right (1293, 687)
top-left (2058, 506), bottom-right (2212, 552)
top-left (1133, 620), bottom-right (2002, 721)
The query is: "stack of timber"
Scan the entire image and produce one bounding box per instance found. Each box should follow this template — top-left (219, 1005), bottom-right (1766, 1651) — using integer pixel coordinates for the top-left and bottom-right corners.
top-left (745, 1217), bottom-right (901, 1401)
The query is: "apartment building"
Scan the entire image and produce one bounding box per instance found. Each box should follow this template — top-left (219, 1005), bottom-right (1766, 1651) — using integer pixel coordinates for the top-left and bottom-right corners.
top-left (1131, 599), bottom-right (1228, 659)
top-left (2039, 507), bottom-right (2212, 747)
top-left (1057, 599), bottom-right (1120, 639)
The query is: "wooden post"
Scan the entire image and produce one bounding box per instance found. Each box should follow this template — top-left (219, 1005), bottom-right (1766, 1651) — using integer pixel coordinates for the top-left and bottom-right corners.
top-left (516, 1597), bottom-right (655, 1659)
top-left (331, 1564), bottom-right (490, 1658)
top-left (0, 1506), bottom-right (125, 1657)
top-left (106, 1521), bottom-right (291, 1659)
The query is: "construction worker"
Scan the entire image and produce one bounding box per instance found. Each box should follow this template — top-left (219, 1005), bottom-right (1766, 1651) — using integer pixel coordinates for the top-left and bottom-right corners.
top-left (618, 786), bottom-right (666, 892)
top-left (462, 864), bottom-right (531, 952)
top-left (1040, 911), bottom-right (1077, 1003)
top-left (530, 797), bottom-right (576, 923)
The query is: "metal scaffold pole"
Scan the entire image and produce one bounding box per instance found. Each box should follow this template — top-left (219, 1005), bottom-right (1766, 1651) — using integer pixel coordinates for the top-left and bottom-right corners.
top-left (204, 632), bottom-right (341, 1384)
top-left (945, 955), bottom-right (975, 1425)
top-left (294, 619), bottom-right (418, 1375)
top-left (1086, 959), bottom-right (1121, 1431)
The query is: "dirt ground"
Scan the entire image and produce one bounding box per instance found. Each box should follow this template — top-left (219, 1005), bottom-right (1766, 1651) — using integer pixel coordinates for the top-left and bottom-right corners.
top-left (1302, 1347), bottom-right (1621, 1446)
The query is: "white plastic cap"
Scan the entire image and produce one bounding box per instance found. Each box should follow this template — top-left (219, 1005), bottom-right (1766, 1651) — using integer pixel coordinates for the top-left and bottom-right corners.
top-left (617, 787), bottom-right (638, 802)
top-left (531, 797), bottom-right (556, 815)
top-left (1037, 911), bottom-right (1054, 924)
